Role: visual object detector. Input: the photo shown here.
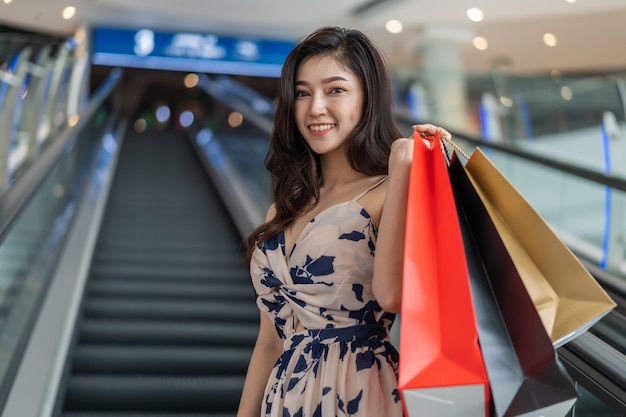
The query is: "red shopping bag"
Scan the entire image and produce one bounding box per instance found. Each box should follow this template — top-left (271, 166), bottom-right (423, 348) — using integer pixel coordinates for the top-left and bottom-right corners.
top-left (398, 131), bottom-right (489, 417)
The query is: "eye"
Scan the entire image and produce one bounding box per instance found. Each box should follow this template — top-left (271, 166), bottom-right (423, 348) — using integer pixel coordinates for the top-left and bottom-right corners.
top-left (329, 87), bottom-right (346, 94)
top-left (295, 90), bottom-right (309, 97)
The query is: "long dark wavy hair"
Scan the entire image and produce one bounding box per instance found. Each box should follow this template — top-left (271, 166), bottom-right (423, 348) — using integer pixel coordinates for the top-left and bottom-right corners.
top-left (244, 26), bottom-right (403, 262)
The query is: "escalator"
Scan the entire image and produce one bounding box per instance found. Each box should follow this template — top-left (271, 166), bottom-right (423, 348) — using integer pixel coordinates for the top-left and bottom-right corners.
top-left (53, 128), bottom-right (258, 416)
top-left (2, 60), bottom-right (625, 416)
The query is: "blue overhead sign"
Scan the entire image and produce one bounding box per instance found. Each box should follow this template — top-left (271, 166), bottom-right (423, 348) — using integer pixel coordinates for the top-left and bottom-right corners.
top-left (91, 27), bottom-right (296, 77)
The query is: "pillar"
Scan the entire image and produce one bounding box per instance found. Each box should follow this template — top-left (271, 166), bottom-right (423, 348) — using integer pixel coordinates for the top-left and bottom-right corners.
top-left (414, 24), bottom-right (474, 132)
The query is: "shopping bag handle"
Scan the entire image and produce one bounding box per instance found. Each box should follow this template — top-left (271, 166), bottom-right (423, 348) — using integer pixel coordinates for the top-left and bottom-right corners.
top-left (411, 125), bottom-right (470, 162)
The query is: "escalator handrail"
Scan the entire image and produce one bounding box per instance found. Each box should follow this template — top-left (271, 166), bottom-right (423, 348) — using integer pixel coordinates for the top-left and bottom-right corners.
top-left (199, 75), bottom-right (626, 193)
top-left (580, 258), bottom-right (626, 302)
top-left (559, 332), bottom-right (626, 415)
top-left (197, 74), bottom-right (273, 134)
top-left (0, 67), bottom-right (123, 244)
top-left (396, 115), bottom-right (626, 192)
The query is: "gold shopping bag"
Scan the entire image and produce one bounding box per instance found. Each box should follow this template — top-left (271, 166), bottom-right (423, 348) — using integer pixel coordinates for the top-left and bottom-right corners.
top-left (449, 154), bottom-right (577, 417)
top-left (465, 148), bottom-right (616, 348)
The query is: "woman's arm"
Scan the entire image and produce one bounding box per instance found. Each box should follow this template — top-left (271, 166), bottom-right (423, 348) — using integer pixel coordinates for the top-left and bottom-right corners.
top-left (372, 137), bottom-right (413, 313)
top-left (372, 124), bottom-right (451, 313)
top-left (238, 204), bottom-right (282, 416)
top-left (236, 311), bottom-right (282, 416)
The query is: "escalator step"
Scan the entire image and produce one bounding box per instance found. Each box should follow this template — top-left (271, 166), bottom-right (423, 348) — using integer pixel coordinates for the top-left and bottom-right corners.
top-left (55, 130), bottom-right (257, 416)
top-left (86, 280), bottom-right (254, 300)
top-left (79, 320), bottom-right (258, 346)
top-left (87, 264), bottom-right (248, 281)
top-left (64, 375), bottom-right (244, 412)
top-left (62, 413), bottom-right (235, 417)
top-left (90, 251), bottom-right (244, 266)
top-left (72, 345), bottom-right (252, 374)
top-left (82, 298), bottom-right (259, 322)
top-left (93, 240), bottom-right (237, 254)
top-left (94, 233), bottom-right (233, 247)
top-left (96, 217), bottom-right (226, 229)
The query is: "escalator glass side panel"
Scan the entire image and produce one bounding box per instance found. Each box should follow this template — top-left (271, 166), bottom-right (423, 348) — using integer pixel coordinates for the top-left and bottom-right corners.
top-left (404, 71), bottom-right (626, 141)
top-left (0, 102), bottom-right (113, 408)
top-left (570, 382), bottom-right (623, 417)
top-left (488, 72), bottom-right (625, 138)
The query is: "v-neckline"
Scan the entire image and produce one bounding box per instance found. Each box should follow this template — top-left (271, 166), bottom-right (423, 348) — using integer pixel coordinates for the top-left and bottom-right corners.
top-left (281, 175), bottom-right (386, 264)
top-left (282, 199), bottom-right (367, 263)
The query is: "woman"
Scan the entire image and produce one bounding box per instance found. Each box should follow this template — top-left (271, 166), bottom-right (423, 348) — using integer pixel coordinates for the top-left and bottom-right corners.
top-left (237, 26), bottom-right (450, 417)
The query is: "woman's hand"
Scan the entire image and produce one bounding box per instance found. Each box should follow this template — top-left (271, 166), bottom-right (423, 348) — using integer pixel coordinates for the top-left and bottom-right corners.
top-left (412, 123), bottom-right (452, 142)
top-left (388, 123), bottom-right (452, 175)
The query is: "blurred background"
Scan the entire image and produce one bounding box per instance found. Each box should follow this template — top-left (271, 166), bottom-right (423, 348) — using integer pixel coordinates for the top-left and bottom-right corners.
top-left (1, 1), bottom-right (626, 416)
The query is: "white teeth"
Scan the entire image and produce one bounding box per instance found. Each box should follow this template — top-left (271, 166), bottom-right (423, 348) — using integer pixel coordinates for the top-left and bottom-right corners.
top-left (310, 124), bottom-right (336, 131)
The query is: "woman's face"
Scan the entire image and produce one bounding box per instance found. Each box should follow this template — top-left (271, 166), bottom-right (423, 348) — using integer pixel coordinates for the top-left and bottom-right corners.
top-left (293, 55), bottom-right (363, 158)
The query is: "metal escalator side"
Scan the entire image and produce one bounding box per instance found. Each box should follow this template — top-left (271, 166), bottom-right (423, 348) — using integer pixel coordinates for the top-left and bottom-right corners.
top-left (0, 67), bottom-right (124, 417)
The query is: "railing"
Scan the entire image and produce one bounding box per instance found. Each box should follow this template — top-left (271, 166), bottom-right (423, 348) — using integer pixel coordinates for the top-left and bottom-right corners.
top-left (0, 66), bottom-right (123, 411)
top-left (1, 34), bottom-right (88, 193)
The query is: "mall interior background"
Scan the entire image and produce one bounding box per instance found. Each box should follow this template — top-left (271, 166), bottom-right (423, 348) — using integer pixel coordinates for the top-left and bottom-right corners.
top-left (1, 1), bottom-right (626, 416)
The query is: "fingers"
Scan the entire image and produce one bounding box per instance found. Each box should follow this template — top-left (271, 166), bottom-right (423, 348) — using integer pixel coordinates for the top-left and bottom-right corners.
top-left (412, 124), bottom-right (452, 141)
top-left (439, 129), bottom-right (452, 142)
top-left (412, 123), bottom-right (438, 135)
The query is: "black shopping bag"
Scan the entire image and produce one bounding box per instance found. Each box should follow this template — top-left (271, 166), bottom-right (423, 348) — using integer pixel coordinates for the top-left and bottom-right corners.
top-left (448, 154), bottom-right (578, 417)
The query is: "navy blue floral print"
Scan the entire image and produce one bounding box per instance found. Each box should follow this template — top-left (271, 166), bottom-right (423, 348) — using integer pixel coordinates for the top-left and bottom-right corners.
top-left (249, 177), bottom-right (402, 417)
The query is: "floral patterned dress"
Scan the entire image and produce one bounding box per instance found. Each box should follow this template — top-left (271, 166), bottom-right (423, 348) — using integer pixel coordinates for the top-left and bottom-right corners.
top-left (249, 177), bottom-right (403, 417)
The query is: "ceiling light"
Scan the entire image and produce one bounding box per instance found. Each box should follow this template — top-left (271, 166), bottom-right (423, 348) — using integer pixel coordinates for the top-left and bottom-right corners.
top-left (500, 96), bottom-right (513, 107)
top-left (68, 114), bottom-right (80, 127)
top-left (134, 119), bottom-right (147, 133)
top-left (467, 7), bottom-right (484, 22)
top-left (184, 73), bottom-right (199, 88)
top-left (179, 111), bottom-right (195, 128)
top-left (62, 6), bottom-right (76, 20)
top-left (543, 33), bottom-right (558, 47)
top-left (3, 0), bottom-right (13, 4)
top-left (385, 19), bottom-right (403, 34)
top-left (561, 86), bottom-right (573, 100)
top-left (473, 36), bottom-right (488, 51)
top-left (228, 112), bottom-right (244, 128)
top-left (565, 0), bottom-right (576, 3)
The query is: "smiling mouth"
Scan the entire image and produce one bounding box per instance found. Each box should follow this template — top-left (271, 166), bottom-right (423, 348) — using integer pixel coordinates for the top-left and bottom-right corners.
top-left (309, 124), bottom-right (336, 131)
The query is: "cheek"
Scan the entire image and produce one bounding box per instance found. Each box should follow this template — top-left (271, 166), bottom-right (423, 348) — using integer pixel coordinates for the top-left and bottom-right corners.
top-left (345, 100), bottom-right (364, 123)
top-left (346, 104), bottom-right (363, 124)
top-left (293, 105), bottom-right (308, 136)
top-left (294, 103), bottom-right (307, 125)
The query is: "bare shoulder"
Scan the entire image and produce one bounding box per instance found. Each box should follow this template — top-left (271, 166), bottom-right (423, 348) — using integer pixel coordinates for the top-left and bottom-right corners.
top-left (265, 203), bottom-right (277, 222)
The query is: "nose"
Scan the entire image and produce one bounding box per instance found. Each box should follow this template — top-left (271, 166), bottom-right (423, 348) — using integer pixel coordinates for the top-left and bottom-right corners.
top-left (309, 93), bottom-right (327, 116)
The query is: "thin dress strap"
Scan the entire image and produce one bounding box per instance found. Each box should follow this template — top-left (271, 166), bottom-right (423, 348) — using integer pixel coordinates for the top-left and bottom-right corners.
top-left (353, 175), bottom-right (388, 201)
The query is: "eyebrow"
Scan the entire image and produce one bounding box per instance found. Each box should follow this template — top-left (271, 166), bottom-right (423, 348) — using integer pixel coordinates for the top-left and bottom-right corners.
top-left (295, 76), bottom-right (349, 86)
